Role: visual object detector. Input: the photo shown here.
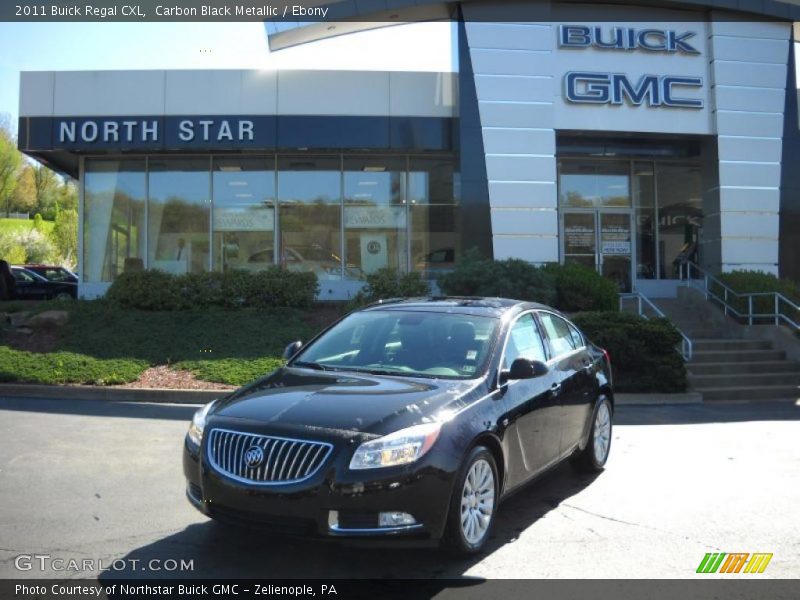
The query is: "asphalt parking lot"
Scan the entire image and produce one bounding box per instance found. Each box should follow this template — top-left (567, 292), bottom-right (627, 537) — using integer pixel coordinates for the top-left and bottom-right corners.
top-left (0, 396), bottom-right (798, 579)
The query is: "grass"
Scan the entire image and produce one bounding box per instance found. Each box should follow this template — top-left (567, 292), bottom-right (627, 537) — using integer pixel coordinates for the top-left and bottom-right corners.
top-left (0, 301), bottom-right (324, 387)
top-left (0, 217), bottom-right (54, 235)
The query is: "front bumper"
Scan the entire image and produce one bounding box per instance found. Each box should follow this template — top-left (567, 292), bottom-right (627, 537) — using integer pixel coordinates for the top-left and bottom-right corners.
top-left (183, 429), bottom-right (458, 542)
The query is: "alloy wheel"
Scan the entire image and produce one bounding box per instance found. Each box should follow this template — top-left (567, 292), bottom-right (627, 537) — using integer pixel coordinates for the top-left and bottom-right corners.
top-left (460, 458), bottom-right (495, 545)
top-left (593, 401), bottom-right (611, 464)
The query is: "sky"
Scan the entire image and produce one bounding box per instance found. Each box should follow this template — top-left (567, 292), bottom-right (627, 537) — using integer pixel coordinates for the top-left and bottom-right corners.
top-left (0, 21), bottom-right (456, 133)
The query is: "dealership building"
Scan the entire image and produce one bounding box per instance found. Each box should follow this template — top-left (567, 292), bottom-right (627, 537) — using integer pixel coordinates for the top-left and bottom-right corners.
top-left (16, 0), bottom-right (800, 299)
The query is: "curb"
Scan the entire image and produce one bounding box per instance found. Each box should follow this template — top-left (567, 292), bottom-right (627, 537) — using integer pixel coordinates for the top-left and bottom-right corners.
top-left (615, 392), bottom-right (703, 405)
top-left (0, 383), bottom-right (223, 404)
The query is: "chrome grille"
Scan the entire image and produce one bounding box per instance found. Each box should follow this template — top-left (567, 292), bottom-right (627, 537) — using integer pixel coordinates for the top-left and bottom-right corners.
top-left (207, 428), bottom-right (332, 485)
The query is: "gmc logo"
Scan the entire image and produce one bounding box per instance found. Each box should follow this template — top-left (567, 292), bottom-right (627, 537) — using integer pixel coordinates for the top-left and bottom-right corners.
top-left (564, 72), bottom-right (704, 109)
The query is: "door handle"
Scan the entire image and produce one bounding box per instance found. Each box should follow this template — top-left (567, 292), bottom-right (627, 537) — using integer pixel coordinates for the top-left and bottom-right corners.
top-left (550, 382), bottom-right (562, 396)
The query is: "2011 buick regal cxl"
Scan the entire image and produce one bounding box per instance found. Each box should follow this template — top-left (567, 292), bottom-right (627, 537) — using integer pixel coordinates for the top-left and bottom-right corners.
top-left (183, 297), bottom-right (613, 555)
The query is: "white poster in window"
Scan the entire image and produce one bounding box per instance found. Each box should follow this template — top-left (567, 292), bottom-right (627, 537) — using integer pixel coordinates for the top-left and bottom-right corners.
top-left (601, 241), bottom-right (631, 255)
top-left (360, 233), bottom-right (388, 274)
top-left (214, 207), bottom-right (274, 232)
top-left (344, 206), bottom-right (406, 229)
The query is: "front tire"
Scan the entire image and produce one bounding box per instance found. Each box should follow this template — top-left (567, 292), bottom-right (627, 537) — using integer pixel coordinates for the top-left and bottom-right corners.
top-left (442, 446), bottom-right (498, 556)
top-left (571, 396), bottom-right (613, 473)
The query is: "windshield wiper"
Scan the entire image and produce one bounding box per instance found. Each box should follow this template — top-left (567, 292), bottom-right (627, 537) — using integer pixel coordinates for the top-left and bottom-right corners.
top-left (292, 361), bottom-right (336, 371)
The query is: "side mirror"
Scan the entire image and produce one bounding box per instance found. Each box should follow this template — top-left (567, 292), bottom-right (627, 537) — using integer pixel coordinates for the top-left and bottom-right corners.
top-left (282, 340), bottom-right (303, 360)
top-left (500, 358), bottom-right (548, 384)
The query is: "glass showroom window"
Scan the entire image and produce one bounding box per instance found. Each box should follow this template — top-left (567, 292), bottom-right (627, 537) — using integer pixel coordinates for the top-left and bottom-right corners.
top-left (656, 163), bottom-right (703, 279)
top-left (343, 156), bottom-right (408, 278)
top-left (83, 158), bottom-right (146, 282)
top-left (147, 158), bottom-right (211, 274)
top-left (278, 156), bottom-right (342, 280)
top-left (408, 157), bottom-right (460, 279)
top-left (212, 157), bottom-right (276, 272)
top-left (559, 162), bottom-right (631, 208)
top-left (633, 161), bottom-right (656, 279)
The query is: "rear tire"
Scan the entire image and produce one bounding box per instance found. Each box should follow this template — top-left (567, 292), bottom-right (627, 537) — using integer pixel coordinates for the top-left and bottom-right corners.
top-left (571, 396), bottom-right (613, 473)
top-left (442, 446), bottom-right (498, 556)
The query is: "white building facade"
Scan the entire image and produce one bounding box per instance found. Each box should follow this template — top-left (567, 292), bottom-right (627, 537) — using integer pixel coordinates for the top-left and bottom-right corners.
top-left (18, 1), bottom-right (800, 299)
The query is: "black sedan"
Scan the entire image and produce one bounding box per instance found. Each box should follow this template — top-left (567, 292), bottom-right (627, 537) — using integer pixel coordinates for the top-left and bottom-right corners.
top-left (183, 298), bottom-right (613, 554)
top-left (11, 266), bottom-right (77, 300)
top-left (22, 264), bottom-right (79, 284)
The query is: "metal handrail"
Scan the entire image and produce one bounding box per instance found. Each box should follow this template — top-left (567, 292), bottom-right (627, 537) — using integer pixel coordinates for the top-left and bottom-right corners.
top-left (679, 262), bottom-right (800, 330)
top-left (619, 292), bottom-right (694, 361)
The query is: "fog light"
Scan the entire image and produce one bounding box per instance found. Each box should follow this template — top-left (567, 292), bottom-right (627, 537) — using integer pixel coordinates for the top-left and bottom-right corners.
top-left (379, 511), bottom-right (416, 527)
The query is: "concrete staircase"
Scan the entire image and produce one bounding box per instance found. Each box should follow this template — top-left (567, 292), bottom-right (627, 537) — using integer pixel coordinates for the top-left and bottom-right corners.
top-left (650, 291), bottom-right (800, 402)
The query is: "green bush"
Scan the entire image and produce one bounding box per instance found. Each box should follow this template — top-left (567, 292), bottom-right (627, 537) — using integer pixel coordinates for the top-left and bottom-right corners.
top-left (350, 268), bottom-right (430, 307)
top-left (572, 311), bottom-right (686, 393)
top-left (0, 346), bottom-right (146, 385)
top-left (543, 262), bottom-right (619, 312)
top-left (106, 270), bottom-right (183, 310)
top-left (438, 250), bottom-right (618, 311)
top-left (106, 268), bottom-right (319, 311)
top-left (438, 249), bottom-right (557, 305)
top-left (715, 270), bottom-right (799, 323)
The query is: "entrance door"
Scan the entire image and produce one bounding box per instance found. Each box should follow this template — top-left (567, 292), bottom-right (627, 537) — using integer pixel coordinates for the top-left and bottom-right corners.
top-left (562, 211), bottom-right (633, 292)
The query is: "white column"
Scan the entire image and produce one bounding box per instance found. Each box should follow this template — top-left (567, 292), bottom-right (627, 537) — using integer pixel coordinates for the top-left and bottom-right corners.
top-left (463, 20), bottom-right (558, 264)
top-left (707, 16), bottom-right (790, 275)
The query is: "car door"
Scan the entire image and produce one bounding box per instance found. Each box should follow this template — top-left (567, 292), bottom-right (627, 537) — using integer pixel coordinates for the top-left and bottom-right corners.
top-left (499, 312), bottom-right (562, 489)
top-left (12, 269), bottom-right (46, 299)
top-left (537, 312), bottom-right (593, 456)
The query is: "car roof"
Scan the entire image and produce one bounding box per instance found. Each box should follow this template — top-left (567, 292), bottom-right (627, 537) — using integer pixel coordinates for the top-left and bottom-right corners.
top-left (361, 297), bottom-right (558, 319)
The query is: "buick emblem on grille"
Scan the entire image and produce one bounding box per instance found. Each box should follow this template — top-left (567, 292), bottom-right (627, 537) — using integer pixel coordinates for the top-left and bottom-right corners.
top-left (243, 445), bottom-right (265, 468)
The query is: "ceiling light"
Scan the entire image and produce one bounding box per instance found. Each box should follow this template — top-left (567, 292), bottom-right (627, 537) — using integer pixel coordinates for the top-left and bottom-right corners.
top-left (228, 181), bottom-right (248, 186)
top-left (219, 166), bottom-right (241, 172)
top-left (363, 166), bottom-right (386, 172)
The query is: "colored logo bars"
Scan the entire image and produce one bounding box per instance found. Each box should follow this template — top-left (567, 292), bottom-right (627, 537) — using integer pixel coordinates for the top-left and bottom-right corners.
top-left (696, 553), bottom-right (773, 574)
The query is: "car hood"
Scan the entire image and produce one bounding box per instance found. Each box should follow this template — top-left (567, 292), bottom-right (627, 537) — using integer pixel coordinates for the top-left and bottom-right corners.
top-left (210, 367), bottom-right (485, 437)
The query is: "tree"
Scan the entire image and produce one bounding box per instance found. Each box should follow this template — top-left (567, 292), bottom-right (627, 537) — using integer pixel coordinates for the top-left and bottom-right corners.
top-left (57, 179), bottom-right (78, 212)
top-left (52, 208), bottom-right (78, 266)
top-left (10, 164), bottom-right (36, 213)
top-left (33, 163), bottom-right (59, 219)
top-left (0, 123), bottom-right (22, 217)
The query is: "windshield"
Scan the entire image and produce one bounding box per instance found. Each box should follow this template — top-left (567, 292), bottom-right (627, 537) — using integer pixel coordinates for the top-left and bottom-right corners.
top-left (291, 310), bottom-right (499, 379)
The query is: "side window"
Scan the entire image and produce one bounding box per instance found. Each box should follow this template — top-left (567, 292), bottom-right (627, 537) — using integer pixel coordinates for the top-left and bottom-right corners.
top-left (568, 323), bottom-right (584, 349)
top-left (504, 313), bottom-right (547, 369)
top-left (539, 313), bottom-right (578, 357)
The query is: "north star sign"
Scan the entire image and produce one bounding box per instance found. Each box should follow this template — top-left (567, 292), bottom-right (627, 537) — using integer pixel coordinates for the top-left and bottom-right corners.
top-left (559, 25), bottom-right (704, 109)
top-left (57, 118), bottom-right (256, 144)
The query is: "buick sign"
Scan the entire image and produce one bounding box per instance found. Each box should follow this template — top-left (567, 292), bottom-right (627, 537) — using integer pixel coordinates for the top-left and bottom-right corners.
top-left (559, 25), bottom-right (700, 54)
top-left (559, 24), bottom-right (704, 109)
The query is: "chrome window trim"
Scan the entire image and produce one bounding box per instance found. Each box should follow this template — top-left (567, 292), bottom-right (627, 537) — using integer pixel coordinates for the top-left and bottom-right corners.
top-left (536, 310), bottom-right (587, 361)
top-left (496, 309), bottom-right (550, 389)
top-left (205, 428), bottom-right (333, 487)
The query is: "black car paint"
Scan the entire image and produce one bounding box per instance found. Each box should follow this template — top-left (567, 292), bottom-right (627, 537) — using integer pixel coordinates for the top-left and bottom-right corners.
top-left (183, 298), bottom-right (612, 542)
top-left (11, 267), bottom-right (77, 300)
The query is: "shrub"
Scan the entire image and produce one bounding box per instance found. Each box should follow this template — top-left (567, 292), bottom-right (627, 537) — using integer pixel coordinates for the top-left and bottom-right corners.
top-left (438, 248), bottom-right (558, 305)
top-left (715, 270), bottom-right (799, 323)
top-left (439, 250), bottom-right (618, 311)
top-left (106, 268), bottom-right (319, 311)
top-left (350, 268), bottom-right (430, 307)
top-left (543, 262), bottom-right (619, 312)
top-left (0, 228), bottom-right (57, 264)
top-left (106, 270), bottom-right (183, 310)
top-left (572, 311), bottom-right (686, 393)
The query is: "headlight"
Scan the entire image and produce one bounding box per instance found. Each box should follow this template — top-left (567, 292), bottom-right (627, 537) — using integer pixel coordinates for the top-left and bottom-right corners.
top-left (187, 401), bottom-right (216, 446)
top-left (349, 422), bottom-right (441, 470)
